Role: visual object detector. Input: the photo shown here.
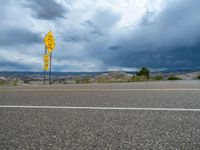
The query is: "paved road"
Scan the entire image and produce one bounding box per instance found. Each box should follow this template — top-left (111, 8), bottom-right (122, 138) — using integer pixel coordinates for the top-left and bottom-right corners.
top-left (0, 81), bottom-right (200, 149)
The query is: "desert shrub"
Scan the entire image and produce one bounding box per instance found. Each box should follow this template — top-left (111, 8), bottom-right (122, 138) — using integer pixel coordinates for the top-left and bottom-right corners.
top-left (95, 76), bottom-right (109, 83)
top-left (167, 76), bottom-right (182, 80)
top-left (11, 80), bottom-right (18, 86)
top-left (96, 77), bottom-right (105, 83)
top-left (151, 75), bottom-right (163, 81)
top-left (0, 79), bottom-right (18, 86)
top-left (75, 77), bottom-right (91, 84)
top-left (197, 75), bottom-right (200, 80)
top-left (0, 80), bottom-right (7, 86)
top-left (131, 75), bottom-right (148, 82)
top-left (136, 67), bottom-right (150, 79)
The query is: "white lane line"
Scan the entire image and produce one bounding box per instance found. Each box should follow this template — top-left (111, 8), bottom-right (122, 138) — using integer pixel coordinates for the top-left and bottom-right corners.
top-left (1, 105), bottom-right (200, 112)
top-left (1, 88), bottom-right (200, 92)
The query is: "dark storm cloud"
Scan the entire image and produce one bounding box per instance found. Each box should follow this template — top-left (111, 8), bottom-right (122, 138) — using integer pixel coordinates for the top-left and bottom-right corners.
top-left (0, 28), bottom-right (42, 47)
top-left (1, 0), bottom-right (200, 71)
top-left (108, 46), bottom-right (121, 51)
top-left (104, 47), bottom-right (200, 69)
top-left (90, 0), bottom-right (200, 69)
top-left (62, 9), bottom-right (120, 44)
top-left (82, 20), bottom-right (103, 36)
top-left (0, 58), bottom-right (32, 71)
top-left (24, 0), bottom-right (67, 20)
top-left (63, 36), bottom-right (89, 43)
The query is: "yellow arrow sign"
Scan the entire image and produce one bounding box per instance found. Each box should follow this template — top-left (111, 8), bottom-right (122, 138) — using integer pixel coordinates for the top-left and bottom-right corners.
top-left (44, 31), bottom-right (55, 53)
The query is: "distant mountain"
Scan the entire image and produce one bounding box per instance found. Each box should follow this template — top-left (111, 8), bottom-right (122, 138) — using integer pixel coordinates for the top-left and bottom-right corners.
top-left (0, 68), bottom-right (199, 78)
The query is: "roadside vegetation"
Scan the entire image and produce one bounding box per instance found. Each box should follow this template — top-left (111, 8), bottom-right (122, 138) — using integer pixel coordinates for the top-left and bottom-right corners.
top-left (0, 78), bottom-right (18, 86)
top-left (75, 67), bottom-right (164, 83)
top-left (150, 75), bottom-right (163, 81)
top-left (1, 68), bottom-right (200, 85)
top-left (75, 77), bottom-right (92, 84)
top-left (136, 67), bottom-right (150, 79)
top-left (131, 75), bottom-right (148, 82)
top-left (0, 79), bottom-right (7, 86)
top-left (130, 67), bottom-right (150, 82)
top-left (167, 75), bottom-right (182, 80)
top-left (197, 75), bottom-right (200, 80)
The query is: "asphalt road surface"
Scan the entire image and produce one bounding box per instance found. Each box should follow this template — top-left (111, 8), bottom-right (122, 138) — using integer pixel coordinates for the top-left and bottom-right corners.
top-left (0, 81), bottom-right (200, 149)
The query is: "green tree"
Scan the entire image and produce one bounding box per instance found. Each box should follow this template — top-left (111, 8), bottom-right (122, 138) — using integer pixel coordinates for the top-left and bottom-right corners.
top-left (136, 67), bottom-right (150, 79)
top-left (197, 75), bottom-right (200, 80)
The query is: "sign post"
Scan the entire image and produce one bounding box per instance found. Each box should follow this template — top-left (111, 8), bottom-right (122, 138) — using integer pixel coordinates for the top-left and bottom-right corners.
top-left (43, 51), bottom-right (49, 85)
top-left (49, 52), bottom-right (52, 84)
top-left (43, 31), bottom-right (55, 85)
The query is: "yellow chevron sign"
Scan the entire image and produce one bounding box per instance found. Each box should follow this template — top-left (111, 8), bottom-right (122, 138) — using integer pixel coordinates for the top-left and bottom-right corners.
top-left (43, 54), bottom-right (49, 71)
top-left (44, 31), bottom-right (55, 53)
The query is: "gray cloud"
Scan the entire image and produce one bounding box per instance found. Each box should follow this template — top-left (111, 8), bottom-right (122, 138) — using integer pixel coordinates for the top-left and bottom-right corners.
top-left (24, 0), bottom-right (67, 20)
top-left (104, 47), bottom-right (200, 69)
top-left (0, 28), bottom-right (42, 47)
top-left (91, 9), bottom-right (121, 30)
top-left (0, 56), bottom-right (34, 71)
top-left (108, 46), bottom-right (121, 51)
top-left (1, 0), bottom-right (200, 72)
top-left (63, 36), bottom-right (90, 43)
top-left (81, 20), bottom-right (103, 36)
top-left (87, 0), bottom-right (200, 70)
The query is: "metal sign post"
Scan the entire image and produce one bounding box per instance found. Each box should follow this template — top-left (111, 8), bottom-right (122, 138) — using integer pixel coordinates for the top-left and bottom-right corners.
top-left (43, 50), bottom-right (49, 85)
top-left (49, 52), bottom-right (52, 84)
top-left (44, 47), bottom-right (47, 85)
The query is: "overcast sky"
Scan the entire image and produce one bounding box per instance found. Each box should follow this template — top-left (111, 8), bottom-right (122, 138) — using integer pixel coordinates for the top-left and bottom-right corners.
top-left (0, 0), bottom-right (200, 72)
